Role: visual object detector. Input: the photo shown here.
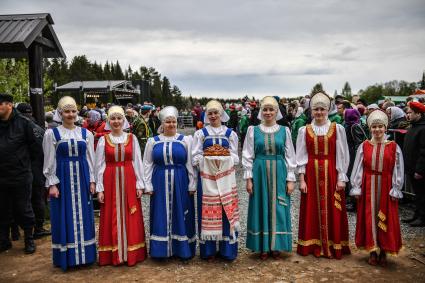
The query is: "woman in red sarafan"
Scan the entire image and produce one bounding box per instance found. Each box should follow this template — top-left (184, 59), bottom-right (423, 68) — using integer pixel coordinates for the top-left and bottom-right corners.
top-left (296, 92), bottom-right (351, 259)
top-left (95, 106), bottom-right (147, 266)
top-left (350, 109), bottom-right (404, 266)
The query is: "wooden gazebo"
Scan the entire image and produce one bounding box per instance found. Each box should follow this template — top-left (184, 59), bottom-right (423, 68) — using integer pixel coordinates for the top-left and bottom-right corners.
top-left (0, 13), bottom-right (65, 126)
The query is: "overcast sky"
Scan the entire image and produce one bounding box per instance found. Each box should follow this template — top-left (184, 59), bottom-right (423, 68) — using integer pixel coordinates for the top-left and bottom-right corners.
top-left (3, 0), bottom-right (425, 98)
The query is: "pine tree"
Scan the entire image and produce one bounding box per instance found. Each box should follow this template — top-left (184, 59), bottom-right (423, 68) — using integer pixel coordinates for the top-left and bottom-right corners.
top-left (310, 83), bottom-right (324, 96)
top-left (341, 82), bottom-right (352, 97)
top-left (103, 61), bottom-right (112, 80)
top-left (162, 76), bottom-right (171, 103)
top-left (421, 71), bottom-right (425, 90)
top-left (115, 61), bottom-right (124, 80)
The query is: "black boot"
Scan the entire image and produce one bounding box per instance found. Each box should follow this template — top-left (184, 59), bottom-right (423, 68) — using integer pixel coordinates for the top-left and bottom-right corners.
top-left (10, 223), bottom-right (20, 241)
top-left (0, 229), bottom-right (12, 253)
top-left (24, 228), bottom-right (36, 254)
top-left (33, 222), bottom-right (51, 239)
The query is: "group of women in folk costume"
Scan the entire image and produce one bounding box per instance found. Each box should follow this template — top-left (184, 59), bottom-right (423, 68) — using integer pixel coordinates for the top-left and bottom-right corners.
top-left (43, 94), bottom-right (404, 271)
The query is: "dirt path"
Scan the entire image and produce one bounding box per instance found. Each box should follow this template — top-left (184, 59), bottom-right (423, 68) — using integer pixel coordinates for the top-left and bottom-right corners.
top-left (1, 236), bottom-right (424, 282)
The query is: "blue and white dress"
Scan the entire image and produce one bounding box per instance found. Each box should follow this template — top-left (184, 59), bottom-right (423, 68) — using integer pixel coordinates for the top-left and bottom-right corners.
top-left (192, 125), bottom-right (239, 260)
top-left (143, 133), bottom-right (197, 259)
top-left (43, 126), bottom-right (97, 270)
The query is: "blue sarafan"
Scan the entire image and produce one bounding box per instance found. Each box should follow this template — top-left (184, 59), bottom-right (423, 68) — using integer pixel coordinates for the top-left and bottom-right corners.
top-left (246, 126), bottom-right (292, 253)
top-left (148, 134), bottom-right (196, 259)
top-left (49, 127), bottom-right (97, 271)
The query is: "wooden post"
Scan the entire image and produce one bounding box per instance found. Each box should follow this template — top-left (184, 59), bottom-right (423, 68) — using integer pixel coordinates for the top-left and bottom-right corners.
top-left (28, 43), bottom-right (45, 127)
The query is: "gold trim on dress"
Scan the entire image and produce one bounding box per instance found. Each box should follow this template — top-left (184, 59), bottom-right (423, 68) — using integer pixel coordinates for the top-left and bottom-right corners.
top-left (334, 191), bottom-right (341, 201)
top-left (334, 200), bottom-right (342, 211)
top-left (378, 210), bottom-right (386, 222)
top-left (378, 221), bottom-right (387, 232)
top-left (98, 242), bottom-right (145, 252)
top-left (298, 239), bottom-right (349, 249)
top-left (105, 133), bottom-right (131, 147)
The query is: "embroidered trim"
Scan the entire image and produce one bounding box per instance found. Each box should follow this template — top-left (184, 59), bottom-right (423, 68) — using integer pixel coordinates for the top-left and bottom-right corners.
top-left (130, 206), bottom-right (137, 214)
top-left (378, 221), bottom-right (387, 232)
top-left (334, 200), bottom-right (342, 211)
top-left (378, 210), bottom-right (386, 222)
top-left (298, 239), bottom-right (349, 249)
top-left (334, 191), bottom-right (341, 201)
top-left (98, 242), bottom-right (145, 252)
top-left (200, 168), bottom-right (236, 181)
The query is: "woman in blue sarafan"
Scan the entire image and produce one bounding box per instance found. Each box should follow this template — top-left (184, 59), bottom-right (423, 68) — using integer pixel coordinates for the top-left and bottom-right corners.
top-left (143, 106), bottom-right (197, 261)
top-left (192, 100), bottom-right (240, 261)
top-left (242, 96), bottom-right (297, 260)
top-left (42, 96), bottom-right (96, 271)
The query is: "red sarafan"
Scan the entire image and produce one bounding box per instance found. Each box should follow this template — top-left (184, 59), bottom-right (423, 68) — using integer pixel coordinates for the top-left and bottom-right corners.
top-left (98, 134), bottom-right (147, 266)
top-left (355, 141), bottom-right (402, 254)
top-left (297, 123), bottom-right (351, 259)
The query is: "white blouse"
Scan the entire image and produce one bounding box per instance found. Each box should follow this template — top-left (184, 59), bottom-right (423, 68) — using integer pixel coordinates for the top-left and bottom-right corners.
top-left (242, 124), bottom-right (296, 181)
top-left (296, 119), bottom-right (350, 182)
top-left (192, 125), bottom-right (239, 167)
top-left (95, 133), bottom-right (145, 192)
top-left (350, 141), bottom-right (404, 199)
top-left (42, 126), bottom-right (96, 187)
top-left (143, 134), bottom-right (196, 193)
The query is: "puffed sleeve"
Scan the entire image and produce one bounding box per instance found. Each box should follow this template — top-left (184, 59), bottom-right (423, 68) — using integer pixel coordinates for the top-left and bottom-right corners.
top-left (42, 129), bottom-right (59, 187)
top-left (183, 135), bottom-right (197, 192)
top-left (229, 130), bottom-right (240, 165)
top-left (350, 143), bottom-right (364, 196)
top-left (284, 127), bottom-right (297, 182)
top-left (85, 130), bottom-right (96, 183)
top-left (242, 126), bottom-right (255, 179)
top-left (296, 126), bottom-right (308, 174)
top-left (192, 129), bottom-right (204, 168)
top-left (390, 145), bottom-right (404, 199)
top-left (132, 134), bottom-right (145, 190)
top-left (143, 137), bottom-right (155, 192)
top-left (95, 136), bottom-right (106, 192)
top-left (336, 124), bottom-right (350, 182)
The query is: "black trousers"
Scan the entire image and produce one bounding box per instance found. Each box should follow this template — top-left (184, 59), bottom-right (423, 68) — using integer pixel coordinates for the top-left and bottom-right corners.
top-left (31, 185), bottom-right (46, 227)
top-left (0, 183), bottom-right (34, 239)
top-left (409, 175), bottom-right (425, 221)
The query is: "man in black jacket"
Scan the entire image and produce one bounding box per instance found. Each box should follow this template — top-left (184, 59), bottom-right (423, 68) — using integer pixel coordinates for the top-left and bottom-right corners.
top-left (403, 101), bottom-right (425, 227)
top-left (16, 103), bottom-right (50, 239)
top-left (0, 94), bottom-right (40, 253)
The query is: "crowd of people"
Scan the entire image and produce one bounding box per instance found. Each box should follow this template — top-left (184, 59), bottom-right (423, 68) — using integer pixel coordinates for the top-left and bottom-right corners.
top-left (0, 90), bottom-right (425, 271)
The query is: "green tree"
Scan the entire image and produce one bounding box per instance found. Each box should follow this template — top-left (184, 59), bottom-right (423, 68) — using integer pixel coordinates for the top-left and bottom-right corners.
top-left (310, 82), bottom-right (324, 96)
top-left (358, 84), bottom-right (384, 104)
top-left (162, 76), bottom-right (171, 104)
top-left (69, 55), bottom-right (94, 81)
top-left (341, 82), bottom-right (352, 97)
top-left (114, 61), bottom-right (124, 80)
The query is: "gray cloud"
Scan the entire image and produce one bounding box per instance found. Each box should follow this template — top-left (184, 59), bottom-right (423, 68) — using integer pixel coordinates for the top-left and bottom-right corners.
top-left (2, 0), bottom-right (425, 98)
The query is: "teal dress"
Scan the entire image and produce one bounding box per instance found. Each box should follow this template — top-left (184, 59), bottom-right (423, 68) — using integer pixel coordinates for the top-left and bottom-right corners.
top-left (246, 126), bottom-right (292, 253)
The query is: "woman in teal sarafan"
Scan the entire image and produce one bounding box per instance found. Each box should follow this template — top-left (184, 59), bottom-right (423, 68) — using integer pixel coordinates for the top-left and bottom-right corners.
top-left (242, 96), bottom-right (297, 260)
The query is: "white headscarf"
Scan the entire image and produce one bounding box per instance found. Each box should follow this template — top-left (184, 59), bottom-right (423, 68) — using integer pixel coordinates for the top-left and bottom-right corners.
top-left (295, 106), bottom-right (304, 118)
top-left (105, 106), bottom-right (130, 130)
top-left (204, 100), bottom-right (230, 123)
top-left (387, 106), bottom-right (405, 122)
top-left (257, 96), bottom-right (283, 121)
top-left (53, 96), bottom-right (78, 122)
top-left (159, 106), bottom-right (179, 122)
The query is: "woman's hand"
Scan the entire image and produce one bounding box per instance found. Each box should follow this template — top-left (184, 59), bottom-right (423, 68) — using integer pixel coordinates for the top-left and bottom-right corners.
top-left (49, 185), bottom-right (60, 198)
top-left (189, 190), bottom-right (196, 195)
top-left (246, 178), bottom-right (253, 195)
top-left (336, 181), bottom-right (346, 192)
top-left (286, 181), bottom-right (295, 195)
top-left (136, 189), bottom-right (143, 198)
top-left (90, 182), bottom-right (96, 194)
top-left (299, 180), bottom-right (307, 194)
top-left (97, 192), bottom-right (105, 203)
top-left (145, 191), bottom-right (153, 195)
